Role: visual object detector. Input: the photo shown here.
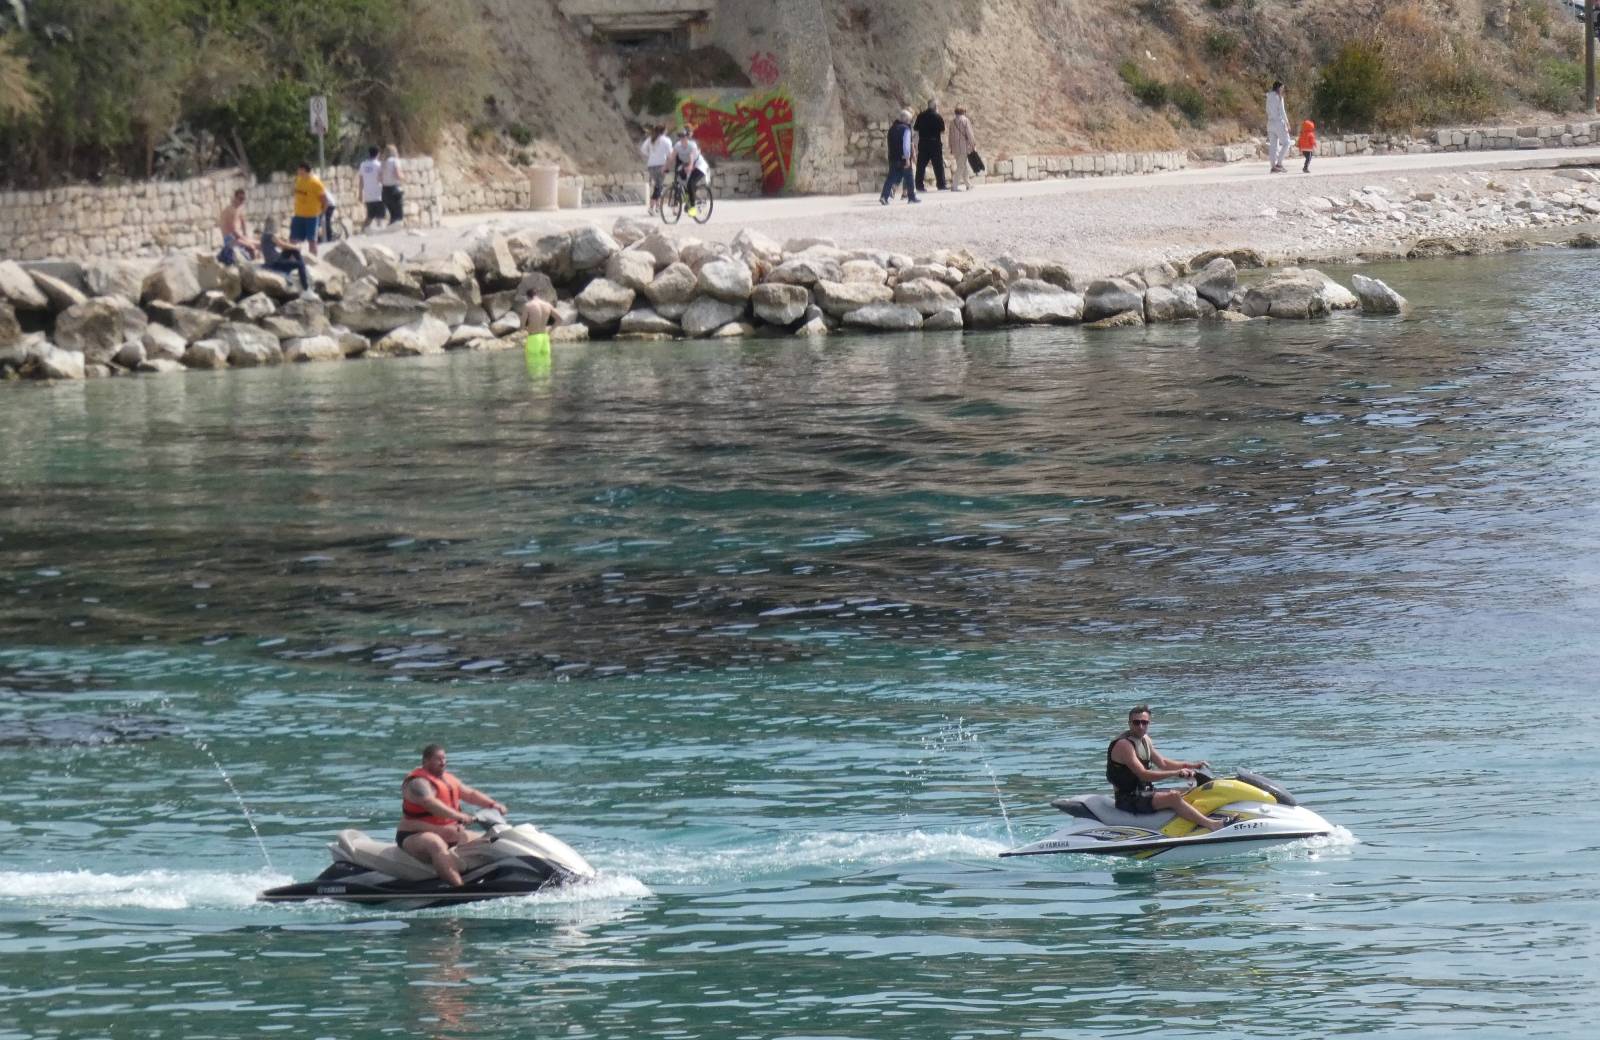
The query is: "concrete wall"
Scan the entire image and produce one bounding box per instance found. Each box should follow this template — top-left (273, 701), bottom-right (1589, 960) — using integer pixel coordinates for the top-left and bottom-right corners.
top-left (0, 161), bottom-right (443, 263)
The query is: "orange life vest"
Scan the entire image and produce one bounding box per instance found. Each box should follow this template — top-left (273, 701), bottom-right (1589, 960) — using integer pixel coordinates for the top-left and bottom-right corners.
top-left (1297, 120), bottom-right (1317, 152)
top-left (401, 767), bottom-right (462, 826)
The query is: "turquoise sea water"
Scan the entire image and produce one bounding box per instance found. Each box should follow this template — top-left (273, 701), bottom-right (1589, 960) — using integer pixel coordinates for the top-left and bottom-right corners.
top-left (1, 252), bottom-right (1597, 1038)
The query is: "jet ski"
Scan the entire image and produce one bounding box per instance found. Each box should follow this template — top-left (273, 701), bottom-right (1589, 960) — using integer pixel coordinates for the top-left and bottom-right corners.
top-left (1000, 769), bottom-right (1336, 863)
top-left (259, 811), bottom-right (596, 910)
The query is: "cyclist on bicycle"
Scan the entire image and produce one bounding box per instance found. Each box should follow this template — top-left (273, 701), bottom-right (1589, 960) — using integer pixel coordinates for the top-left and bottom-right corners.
top-left (671, 128), bottom-right (710, 218)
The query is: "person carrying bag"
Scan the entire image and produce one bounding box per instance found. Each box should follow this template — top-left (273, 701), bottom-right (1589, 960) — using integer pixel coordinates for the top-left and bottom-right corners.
top-left (949, 106), bottom-right (981, 190)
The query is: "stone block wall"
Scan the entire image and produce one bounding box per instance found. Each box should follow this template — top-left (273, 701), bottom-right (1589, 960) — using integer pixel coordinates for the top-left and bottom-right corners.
top-left (1316, 121), bottom-right (1600, 158)
top-left (437, 161), bottom-right (767, 215)
top-left (844, 122), bottom-right (1188, 192)
top-left (0, 161), bottom-right (442, 263)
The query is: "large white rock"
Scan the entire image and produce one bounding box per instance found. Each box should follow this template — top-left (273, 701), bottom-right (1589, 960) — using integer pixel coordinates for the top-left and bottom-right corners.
top-left (445, 325), bottom-right (495, 348)
top-left (1350, 273), bottom-right (1408, 314)
top-left (417, 250), bottom-right (477, 288)
top-left (260, 297), bottom-right (330, 340)
top-left (82, 260), bottom-right (148, 304)
top-left (1144, 284), bottom-right (1205, 323)
top-left (372, 314), bottom-right (451, 356)
top-left (963, 286), bottom-right (1007, 327)
top-left (468, 237), bottom-right (519, 288)
top-left (680, 296), bottom-right (746, 337)
top-left (141, 254), bottom-right (204, 305)
top-left (164, 305), bottom-right (224, 343)
top-left (642, 262), bottom-right (698, 317)
top-left (1182, 257), bottom-right (1239, 309)
top-left (813, 279), bottom-right (893, 318)
top-left (216, 322), bottom-right (283, 366)
top-left (1006, 279), bottom-right (1083, 324)
top-left (283, 335), bottom-right (345, 362)
top-left (731, 228), bottom-right (784, 265)
top-left (321, 240), bottom-right (369, 281)
top-left (629, 233), bottom-right (679, 271)
top-left (570, 226), bottom-right (621, 270)
top-left (923, 306), bottom-right (964, 331)
top-left (238, 264), bottom-right (296, 300)
top-left (892, 277), bottom-right (961, 316)
top-left (697, 257), bottom-right (754, 302)
top-left (768, 256), bottom-right (842, 286)
top-left (1241, 268), bottom-right (1331, 320)
top-left (137, 357), bottom-right (188, 374)
top-left (1305, 269), bottom-right (1359, 310)
top-left (113, 340), bottom-right (146, 369)
top-left (142, 323), bottom-right (189, 361)
top-left (751, 283), bottom-right (811, 326)
top-left (618, 307), bottom-right (681, 336)
top-left (611, 215), bottom-right (656, 247)
top-left (54, 297), bottom-right (150, 362)
top-left (840, 259), bottom-right (888, 285)
top-left (231, 292), bottom-right (277, 322)
top-left (1, 260), bottom-right (52, 310)
top-left (1081, 277), bottom-right (1145, 323)
top-left (31, 343), bottom-right (86, 380)
top-left (843, 302), bottom-right (924, 331)
top-left (332, 280), bottom-right (427, 333)
top-left (183, 339), bottom-right (230, 369)
top-left (28, 270), bottom-right (87, 312)
top-left (606, 249), bottom-right (658, 292)
top-left (678, 240), bottom-right (729, 272)
top-left (784, 236), bottom-right (836, 253)
top-left (576, 278), bottom-right (636, 325)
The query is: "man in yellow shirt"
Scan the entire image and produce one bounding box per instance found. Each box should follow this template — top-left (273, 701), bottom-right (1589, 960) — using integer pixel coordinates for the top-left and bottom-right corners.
top-left (290, 161), bottom-right (330, 256)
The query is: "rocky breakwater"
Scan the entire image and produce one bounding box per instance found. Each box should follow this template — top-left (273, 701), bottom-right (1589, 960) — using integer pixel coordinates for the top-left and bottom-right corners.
top-left (2, 220), bottom-right (1411, 384)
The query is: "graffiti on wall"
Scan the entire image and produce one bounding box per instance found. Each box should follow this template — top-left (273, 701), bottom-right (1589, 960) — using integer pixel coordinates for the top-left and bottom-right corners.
top-left (677, 87), bottom-right (795, 195)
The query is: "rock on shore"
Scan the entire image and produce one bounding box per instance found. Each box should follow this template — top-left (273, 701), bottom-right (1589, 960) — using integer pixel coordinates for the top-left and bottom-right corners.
top-left (3, 219), bottom-right (1415, 383)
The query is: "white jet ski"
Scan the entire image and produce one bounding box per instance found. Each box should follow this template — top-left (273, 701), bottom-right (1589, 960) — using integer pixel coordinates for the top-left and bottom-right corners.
top-left (1001, 769), bottom-right (1336, 863)
top-left (259, 811), bottom-right (596, 910)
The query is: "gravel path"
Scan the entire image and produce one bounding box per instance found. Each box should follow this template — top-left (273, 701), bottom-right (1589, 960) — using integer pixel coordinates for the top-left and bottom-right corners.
top-left (367, 147), bottom-right (1600, 279)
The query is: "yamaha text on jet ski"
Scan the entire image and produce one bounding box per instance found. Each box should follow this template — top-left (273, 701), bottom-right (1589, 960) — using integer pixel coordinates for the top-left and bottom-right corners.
top-left (259, 811), bottom-right (596, 910)
top-left (1000, 770), bottom-right (1336, 863)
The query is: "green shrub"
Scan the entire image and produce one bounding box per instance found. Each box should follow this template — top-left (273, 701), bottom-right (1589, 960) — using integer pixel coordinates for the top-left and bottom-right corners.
top-left (1312, 41), bottom-right (1393, 130)
top-left (639, 81), bottom-right (679, 116)
top-left (1205, 30), bottom-right (1241, 60)
top-left (208, 81), bottom-right (335, 177)
top-left (507, 122), bottom-right (533, 146)
top-left (1530, 58), bottom-right (1584, 112)
top-left (1119, 60), bottom-right (1170, 108)
top-left (1170, 82), bottom-right (1210, 125)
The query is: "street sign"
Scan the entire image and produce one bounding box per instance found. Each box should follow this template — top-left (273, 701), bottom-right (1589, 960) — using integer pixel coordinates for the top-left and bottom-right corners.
top-left (309, 95), bottom-right (329, 137)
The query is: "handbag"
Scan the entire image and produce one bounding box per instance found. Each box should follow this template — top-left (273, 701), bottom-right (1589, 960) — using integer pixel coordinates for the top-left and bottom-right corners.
top-left (967, 150), bottom-right (986, 174)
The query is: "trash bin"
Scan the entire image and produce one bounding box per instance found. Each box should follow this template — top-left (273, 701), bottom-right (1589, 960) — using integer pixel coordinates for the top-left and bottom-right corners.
top-left (528, 165), bottom-right (559, 212)
top-left (557, 176), bottom-right (584, 210)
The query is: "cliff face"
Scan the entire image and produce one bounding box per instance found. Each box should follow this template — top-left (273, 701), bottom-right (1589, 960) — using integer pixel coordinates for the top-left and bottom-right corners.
top-left (467, 0), bottom-right (1575, 192)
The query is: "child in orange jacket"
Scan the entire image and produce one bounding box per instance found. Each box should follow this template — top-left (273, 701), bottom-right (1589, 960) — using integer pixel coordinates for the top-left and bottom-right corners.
top-left (1297, 120), bottom-right (1317, 173)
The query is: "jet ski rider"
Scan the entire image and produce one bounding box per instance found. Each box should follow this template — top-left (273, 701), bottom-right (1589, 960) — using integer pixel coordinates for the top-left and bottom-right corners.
top-left (1107, 705), bottom-right (1224, 832)
top-left (398, 743), bottom-right (509, 886)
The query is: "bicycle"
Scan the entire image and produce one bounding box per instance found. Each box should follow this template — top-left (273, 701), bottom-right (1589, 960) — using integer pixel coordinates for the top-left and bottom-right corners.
top-left (320, 204), bottom-right (352, 243)
top-left (660, 171), bottom-right (714, 225)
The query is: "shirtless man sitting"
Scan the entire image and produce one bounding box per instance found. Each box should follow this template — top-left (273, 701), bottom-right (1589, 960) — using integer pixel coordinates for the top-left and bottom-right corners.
top-left (217, 189), bottom-right (256, 264)
top-left (1106, 704), bottom-right (1223, 832)
top-left (397, 743), bottom-right (508, 886)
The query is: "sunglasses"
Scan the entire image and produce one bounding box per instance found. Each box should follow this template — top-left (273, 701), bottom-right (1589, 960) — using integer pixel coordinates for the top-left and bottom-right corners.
top-left (1130, 719), bottom-right (1151, 726)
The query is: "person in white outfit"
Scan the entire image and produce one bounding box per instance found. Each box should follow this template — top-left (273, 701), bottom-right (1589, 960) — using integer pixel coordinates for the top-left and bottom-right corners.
top-left (1266, 80), bottom-right (1290, 174)
top-left (640, 125), bottom-right (673, 215)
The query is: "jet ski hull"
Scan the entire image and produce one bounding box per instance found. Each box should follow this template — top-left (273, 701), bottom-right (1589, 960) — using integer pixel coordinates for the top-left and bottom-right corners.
top-left (1002, 779), bottom-right (1338, 863)
top-left (259, 858), bottom-right (571, 910)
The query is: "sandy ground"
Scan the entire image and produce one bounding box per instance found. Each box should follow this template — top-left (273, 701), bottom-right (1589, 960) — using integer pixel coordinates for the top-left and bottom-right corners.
top-left (365, 147), bottom-right (1600, 279)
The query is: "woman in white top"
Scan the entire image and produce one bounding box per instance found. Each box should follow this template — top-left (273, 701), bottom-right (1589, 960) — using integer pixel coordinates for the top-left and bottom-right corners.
top-left (640, 125), bottom-right (673, 214)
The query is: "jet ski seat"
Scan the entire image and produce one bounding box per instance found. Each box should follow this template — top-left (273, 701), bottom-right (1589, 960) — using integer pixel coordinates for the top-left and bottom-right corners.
top-left (1052, 794), bottom-right (1176, 829)
top-left (331, 829), bottom-right (438, 882)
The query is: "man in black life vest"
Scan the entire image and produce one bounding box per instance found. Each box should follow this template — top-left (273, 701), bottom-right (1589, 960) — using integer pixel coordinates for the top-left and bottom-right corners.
top-left (1106, 705), bottom-right (1224, 832)
top-left (397, 743), bottom-right (508, 886)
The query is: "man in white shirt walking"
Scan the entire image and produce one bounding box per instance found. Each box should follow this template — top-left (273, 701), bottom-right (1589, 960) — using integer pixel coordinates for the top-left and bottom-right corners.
top-left (1266, 80), bottom-right (1290, 174)
top-left (380, 144), bottom-right (405, 226)
top-left (358, 147), bottom-right (385, 231)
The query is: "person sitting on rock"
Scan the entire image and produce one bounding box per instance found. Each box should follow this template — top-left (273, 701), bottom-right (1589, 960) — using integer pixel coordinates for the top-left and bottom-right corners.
top-left (217, 189), bottom-right (257, 265)
top-left (257, 217), bottom-right (313, 295)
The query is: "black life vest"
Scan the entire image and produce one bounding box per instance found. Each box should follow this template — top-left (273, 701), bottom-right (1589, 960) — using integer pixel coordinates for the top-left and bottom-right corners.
top-left (1105, 733), bottom-right (1153, 795)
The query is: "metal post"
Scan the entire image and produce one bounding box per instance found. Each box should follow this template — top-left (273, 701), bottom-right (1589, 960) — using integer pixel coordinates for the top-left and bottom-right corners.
top-left (1588, 0), bottom-right (1596, 114)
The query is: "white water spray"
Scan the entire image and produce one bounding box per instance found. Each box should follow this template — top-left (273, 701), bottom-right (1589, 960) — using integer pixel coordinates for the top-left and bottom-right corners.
top-left (925, 717), bottom-right (1016, 845)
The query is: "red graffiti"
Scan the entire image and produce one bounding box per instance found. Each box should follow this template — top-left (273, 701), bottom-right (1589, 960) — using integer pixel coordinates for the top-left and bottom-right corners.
top-left (747, 51), bottom-right (781, 87)
top-left (678, 89), bottom-right (796, 194)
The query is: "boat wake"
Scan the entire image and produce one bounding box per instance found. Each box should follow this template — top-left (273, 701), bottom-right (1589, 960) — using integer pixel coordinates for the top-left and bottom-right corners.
top-left (0, 867), bottom-right (293, 910)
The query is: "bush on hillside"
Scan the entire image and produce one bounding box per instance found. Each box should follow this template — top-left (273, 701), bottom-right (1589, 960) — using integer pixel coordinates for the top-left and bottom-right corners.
top-left (1169, 82), bottom-right (1209, 125)
top-left (0, 0), bottom-right (487, 187)
top-left (1312, 41), bottom-right (1392, 131)
top-left (1531, 58), bottom-right (1584, 112)
top-left (1119, 60), bottom-right (1170, 108)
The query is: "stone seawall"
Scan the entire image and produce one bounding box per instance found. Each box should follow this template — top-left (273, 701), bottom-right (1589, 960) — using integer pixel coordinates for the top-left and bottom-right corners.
top-left (1198, 120), bottom-right (1600, 163)
top-left (0, 161), bottom-right (444, 264)
top-left (438, 161), bottom-right (769, 216)
top-left (844, 124), bottom-right (1188, 192)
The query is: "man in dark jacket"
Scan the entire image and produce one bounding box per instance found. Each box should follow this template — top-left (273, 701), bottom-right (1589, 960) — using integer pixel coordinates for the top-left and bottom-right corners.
top-left (914, 99), bottom-right (947, 191)
top-left (879, 108), bottom-right (920, 205)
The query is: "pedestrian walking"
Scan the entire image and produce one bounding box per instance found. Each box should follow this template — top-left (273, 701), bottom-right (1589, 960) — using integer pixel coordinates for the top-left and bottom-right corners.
top-left (380, 144), bottom-right (405, 225)
top-left (358, 146), bottom-right (385, 231)
top-left (1297, 119), bottom-right (1317, 173)
top-left (290, 161), bottom-right (330, 256)
top-left (1266, 80), bottom-right (1290, 174)
top-left (879, 108), bottom-right (920, 205)
top-left (914, 99), bottom-right (947, 191)
top-left (641, 124), bottom-right (672, 215)
top-left (948, 106), bottom-right (978, 191)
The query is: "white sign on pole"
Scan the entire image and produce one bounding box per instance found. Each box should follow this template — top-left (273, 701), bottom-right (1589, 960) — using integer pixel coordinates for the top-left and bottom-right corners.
top-left (308, 95), bottom-right (329, 137)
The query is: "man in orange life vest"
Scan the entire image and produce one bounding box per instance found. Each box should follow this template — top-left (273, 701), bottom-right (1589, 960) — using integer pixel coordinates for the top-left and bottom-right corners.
top-left (397, 743), bottom-right (508, 886)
